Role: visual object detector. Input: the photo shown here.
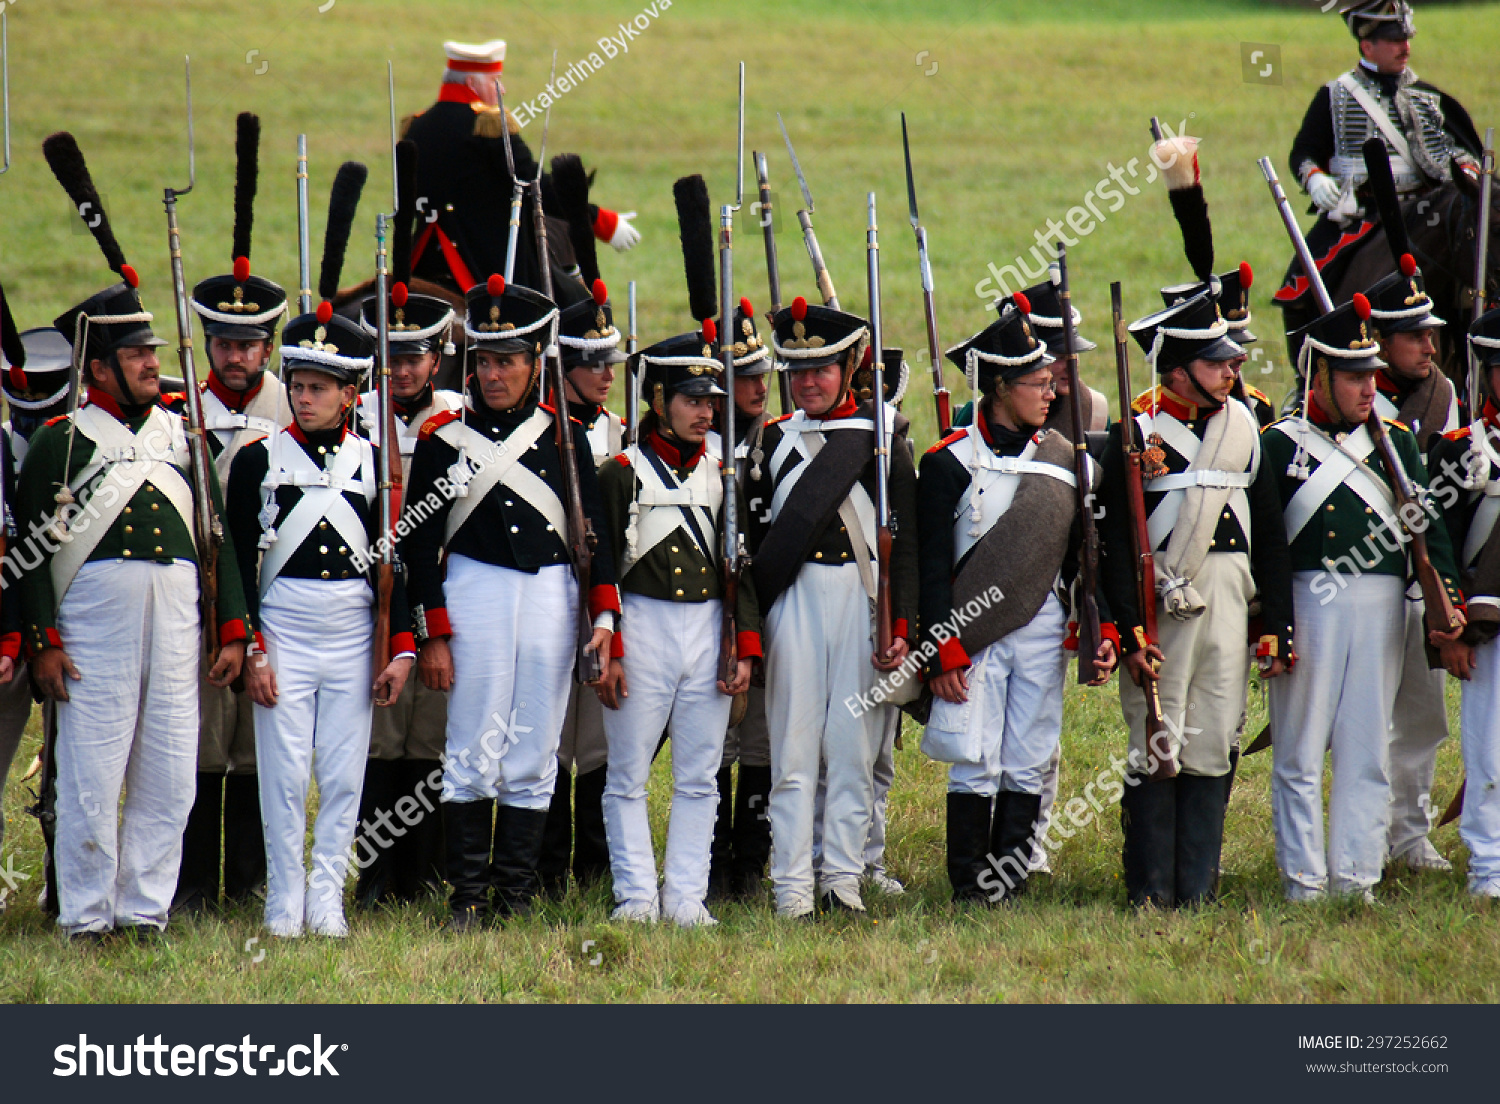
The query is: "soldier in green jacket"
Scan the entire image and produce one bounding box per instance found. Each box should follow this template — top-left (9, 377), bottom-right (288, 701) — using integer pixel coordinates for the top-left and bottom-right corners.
top-left (1261, 294), bottom-right (1465, 902)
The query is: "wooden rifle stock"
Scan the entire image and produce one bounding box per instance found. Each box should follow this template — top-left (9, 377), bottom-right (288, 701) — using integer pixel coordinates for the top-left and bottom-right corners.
top-left (1112, 282), bottom-right (1176, 781)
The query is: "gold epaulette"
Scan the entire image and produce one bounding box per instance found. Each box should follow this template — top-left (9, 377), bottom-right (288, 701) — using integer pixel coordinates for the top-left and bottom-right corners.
top-left (472, 104), bottom-right (520, 139)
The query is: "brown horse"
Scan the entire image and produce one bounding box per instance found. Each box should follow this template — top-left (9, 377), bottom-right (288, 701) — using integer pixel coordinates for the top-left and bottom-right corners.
top-left (1280, 167), bottom-right (1500, 396)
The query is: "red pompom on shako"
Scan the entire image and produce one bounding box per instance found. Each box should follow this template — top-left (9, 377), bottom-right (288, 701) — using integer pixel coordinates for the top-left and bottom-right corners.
top-left (233, 256), bottom-right (252, 283)
top-left (316, 300), bottom-right (334, 325)
top-left (121, 264), bottom-right (139, 289)
top-left (1013, 291), bottom-right (1032, 315)
top-left (1353, 292), bottom-right (1371, 320)
top-left (1239, 261), bottom-right (1253, 289)
top-left (740, 296), bottom-right (754, 317)
top-left (592, 278), bottom-right (608, 306)
top-left (391, 282), bottom-right (409, 308)
top-left (790, 296), bottom-right (808, 322)
top-left (1400, 253), bottom-right (1418, 277)
top-left (487, 273), bottom-right (506, 297)
top-left (701, 317), bottom-right (717, 343)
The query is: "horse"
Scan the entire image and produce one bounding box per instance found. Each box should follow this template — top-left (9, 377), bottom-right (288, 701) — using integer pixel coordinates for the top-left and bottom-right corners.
top-left (1277, 165), bottom-right (1500, 398)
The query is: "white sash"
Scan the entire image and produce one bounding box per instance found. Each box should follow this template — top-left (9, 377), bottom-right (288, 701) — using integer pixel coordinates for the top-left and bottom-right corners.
top-left (950, 429), bottom-right (1077, 563)
top-left (1463, 421), bottom-right (1500, 567)
top-left (257, 429), bottom-right (376, 596)
top-left (621, 446), bottom-right (723, 577)
top-left (202, 378), bottom-right (287, 486)
top-left (437, 408), bottom-right (565, 543)
top-left (767, 410), bottom-right (881, 586)
top-left (1278, 422), bottom-right (1400, 542)
top-left (1142, 403), bottom-right (1260, 551)
top-left (50, 404), bottom-right (197, 606)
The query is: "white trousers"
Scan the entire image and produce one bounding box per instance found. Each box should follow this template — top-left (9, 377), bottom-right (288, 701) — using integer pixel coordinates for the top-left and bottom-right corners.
top-left (254, 578), bottom-right (374, 935)
top-left (54, 560), bottom-right (199, 934)
top-left (602, 595), bottom-right (731, 916)
top-left (1120, 553), bottom-right (1254, 778)
top-left (765, 563), bottom-right (882, 913)
top-left (813, 702), bottom-right (901, 875)
top-left (1270, 571), bottom-right (1404, 897)
top-left (1460, 638), bottom-right (1500, 894)
top-left (443, 556), bottom-right (574, 808)
top-left (1386, 597), bottom-right (1450, 858)
top-left (934, 594), bottom-right (1070, 797)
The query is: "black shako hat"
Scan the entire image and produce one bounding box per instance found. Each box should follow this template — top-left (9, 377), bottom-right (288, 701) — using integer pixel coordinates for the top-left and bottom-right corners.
top-left (557, 277), bottom-right (626, 368)
top-left (1344, 1), bottom-right (1415, 41)
top-left (1468, 305), bottom-right (1500, 371)
top-left (945, 291), bottom-right (1053, 395)
top-left (1130, 288), bottom-right (1244, 373)
top-left (771, 296), bottom-right (869, 371)
top-left (637, 327), bottom-right (726, 412)
top-left (1364, 253), bottom-right (1446, 335)
top-left (1292, 293), bottom-right (1386, 375)
top-left (464, 273), bottom-right (558, 355)
top-left (1161, 262), bottom-right (1258, 345)
top-left (1018, 277), bottom-right (1097, 357)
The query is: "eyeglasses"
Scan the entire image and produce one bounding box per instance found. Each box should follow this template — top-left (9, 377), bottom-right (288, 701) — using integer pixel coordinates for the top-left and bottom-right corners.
top-left (1010, 378), bottom-right (1057, 394)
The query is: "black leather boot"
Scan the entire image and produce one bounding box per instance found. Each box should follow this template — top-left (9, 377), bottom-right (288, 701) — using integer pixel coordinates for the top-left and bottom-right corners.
top-left (571, 765), bottom-right (611, 889)
top-left (1175, 772), bottom-right (1228, 907)
top-left (389, 759), bottom-right (445, 899)
top-left (443, 799), bottom-right (494, 931)
top-left (355, 758), bottom-right (401, 909)
top-left (1121, 777), bottom-right (1176, 908)
top-left (537, 761), bottom-right (573, 899)
top-left (730, 765), bottom-right (773, 900)
top-left (222, 773), bottom-right (266, 904)
top-left (173, 773), bottom-right (223, 915)
top-left (990, 791), bottom-right (1043, 903)
top-left (946, 792), bottom-right (994, 904)
top-left (490, 805), bottom-right (550, 920)
top-left (707, 765), bottom-right (736, 901)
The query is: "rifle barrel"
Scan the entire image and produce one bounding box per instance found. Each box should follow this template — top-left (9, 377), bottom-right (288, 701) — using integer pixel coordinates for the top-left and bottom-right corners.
top-left (296, 135), bottom-right (313, 314)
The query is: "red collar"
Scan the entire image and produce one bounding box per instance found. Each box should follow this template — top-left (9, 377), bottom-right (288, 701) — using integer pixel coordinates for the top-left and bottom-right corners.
top-left (647, 427), bottom-right (705, 468)
top-left (1375, 370), bottom-right (1402, 398)
top-left (205, 369), bottom-right (265, 412)
top-left (287, 420), bottom-right (348, 445)
top-left (84, 386), bottom-right (127, 420)
top-left (438, 83), bottom-right (482, 105)
top-left (1484, 399), bottom-right (1500, 432)
top-left (1306, 391), bottom-right (1349, 429)
top-left (1153, 384), bottom-right (1215, 423)
top-left (813, 392), bottom-right (861, 421)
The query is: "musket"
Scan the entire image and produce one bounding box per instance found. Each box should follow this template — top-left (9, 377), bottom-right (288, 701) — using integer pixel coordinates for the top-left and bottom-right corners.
top-left (1260, 156), bottom-right (1461, 636)
top-left (497, 78), bottom-right (525, 285)
top-left (516, 53), bottom-right (601, 683)
top-left (371, 214), bottom-right (395, 702)
top-left (625, 280), bottom-right (640, 445)
top-left (1470, 128), bottom-right (1495, 410)
top-left (296, 135), bottom-right (313, 314)
top-left (163, 57), bottom-right (223, 659)
top-left (0, 12), bottom-right (10, 177)
top-left (901, 112), bottom-right (951, 435)
top-left (777, 113), bottom-right (839, 309)
top-left (1057, 247), bottom-right (1103, 686)
top-left (754, 150), bottom-right (793, 415)
top-left (717, 63), bottom-right (746, 686)
top-left (1112, 281), bottom-right (1175, 781)
top-left (867, 192), bottom-right (894, 659)
top-left (26, 701), bottom-right (60, 917)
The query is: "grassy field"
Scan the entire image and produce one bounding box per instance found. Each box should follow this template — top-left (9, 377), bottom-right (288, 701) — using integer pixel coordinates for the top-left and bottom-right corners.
top-left (1, 0), bottom-right (1498, 1002)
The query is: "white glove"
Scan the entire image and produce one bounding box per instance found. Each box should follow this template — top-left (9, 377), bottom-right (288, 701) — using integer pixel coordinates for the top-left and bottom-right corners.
top-left (1306, 171), bottom-right (1342, 213)
top-left (607, 210), bottom-right (641, 252)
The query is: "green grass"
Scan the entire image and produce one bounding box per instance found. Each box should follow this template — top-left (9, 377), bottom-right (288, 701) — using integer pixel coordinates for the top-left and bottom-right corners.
top-left (1, 0), bottom-right (1498, 1002)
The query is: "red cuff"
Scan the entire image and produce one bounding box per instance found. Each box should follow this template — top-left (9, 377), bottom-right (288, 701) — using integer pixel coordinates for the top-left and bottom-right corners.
top-left (252, 631), bottom-right (266, 651)
top-left (736, 630), bottom-right (763, 662)
top-left (1101, 622), bottom-right (1120, 650)
top-left (610, 630), bottom-right (625, 659)
top-left (425, 607), bottom-right (453, 639)
top-left (593, 207), bottom-right (619, 243)
top-left (219, 618), bottom-right (248, 646)
top-left (893, 618), bottom-right (910, 641)
top-left (389, 631), bottom-right (416, 657)
top-left (937, 635), bottom-right (971, 673)
top-left (589, 584), bottom-right (622, 620)
top-left (0, 632), bottom-right (19, 662)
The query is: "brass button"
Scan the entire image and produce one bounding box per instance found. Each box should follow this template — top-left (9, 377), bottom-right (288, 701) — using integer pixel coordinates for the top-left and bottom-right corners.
top-left (318, 445), bottom-right (328, 455)
top-left (701, 588), bottom-right (709, 597)
top-left (670, 546), bottom-right (679, 554)
top-left (511, 526), bottom-right (520, 533)
top-left (124, 525), bottom-right (133, 534)
top-left (1365, 507), bottom-right (1373, 515)
top-left (153, 528), bottom-right (161, 537)
top-left (700, 566), bottom-right (708, 575)
top-left (1328, 530), bottom-right (1337, 538)
top-left (319, 520), bottom-right (329, 530)
top-left (539, 469), bottom-right (546, 477)
top-left (124, 506), bottom-right (133, 515)
top-left (1326, 504), bottom-right (1336, 512)
top-left (505, 500), bottom-right (514, 507)
top-left (154, 546), bottom-right (163, 554)
top-left (675, 588), bottom-right (684, 597)
top-left (674, 567), bottom-right (682, 575)
top-left (1228, 538), bottom-right (1236, 547)
top-left (814, 551), bottom-right (823, 560)
top-left (320, 545), bottom-right (329, 555)
top-left (1210, 541), bottom-right (1216, 549)
top-left (341, 570), bottom-right (350, 578)
top-left (150, 502), bottom-right (160, 511)
top-left (321, 570), bottom-right (331, 579)
top-left (339, 546), bottom-right (347, 555)
top-left (840, 551), bottom-right (849, 559)
top-left (123, 548), bottom-right (133, 557)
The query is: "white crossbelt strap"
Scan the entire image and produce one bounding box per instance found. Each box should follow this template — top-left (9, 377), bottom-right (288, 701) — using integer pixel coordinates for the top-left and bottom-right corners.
top-left (1142, 403), bottom-right (1261, 550)
top-left (621, 446), bottom-right (723, 577)
top-left (586, 412), bottom-right (623, 468)
top-left (257, 430), bottom-right (375, 596)
top-left (439, 408), bottom-right (565, 542)
top-left (1279, 422), bottom-right (1400, 541)
top-left (50, 404), bottom-right (197, 606)
top-left (951, 429), bottom-right (1077, 562)
top-left (1463, 421), bottom-right (1500, 566)
top-left (359, 390), bottom-right (462, 470)
top-left (768, 410), bottom-right (881, 596)
top-left (1337, 73), bottom-right (1417, 174)
top-left (202, 380), bottom-right (286, 485)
